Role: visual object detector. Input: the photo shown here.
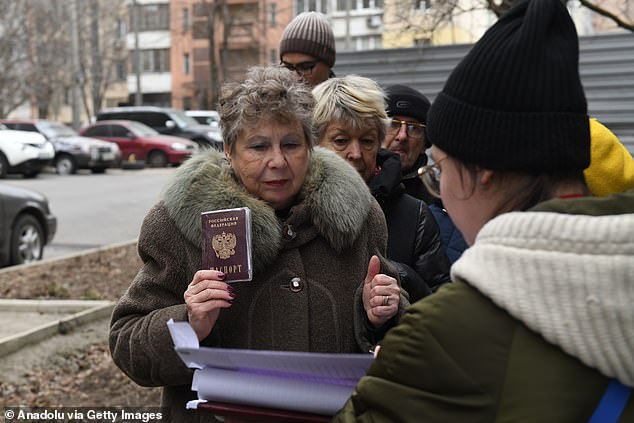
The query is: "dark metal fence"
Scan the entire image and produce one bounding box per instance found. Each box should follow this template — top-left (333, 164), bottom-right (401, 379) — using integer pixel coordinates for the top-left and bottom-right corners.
top-left (334, 33), bottom-right (634, 154)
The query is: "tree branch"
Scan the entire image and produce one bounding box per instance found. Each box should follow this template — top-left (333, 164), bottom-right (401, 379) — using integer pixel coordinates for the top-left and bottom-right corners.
top-left (578, 0), bottom-right (634, 31)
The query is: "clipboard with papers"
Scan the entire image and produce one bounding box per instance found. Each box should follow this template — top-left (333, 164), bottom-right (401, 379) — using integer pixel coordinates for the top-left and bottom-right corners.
top-left (167, 319), bottom-right (373, 417)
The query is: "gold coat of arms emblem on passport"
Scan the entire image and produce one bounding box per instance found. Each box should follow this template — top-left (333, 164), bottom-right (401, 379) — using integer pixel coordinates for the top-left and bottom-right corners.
top-left (201, 207), bottom-right (252, 282)
top-left (212, 232), bottom-right (236, 259)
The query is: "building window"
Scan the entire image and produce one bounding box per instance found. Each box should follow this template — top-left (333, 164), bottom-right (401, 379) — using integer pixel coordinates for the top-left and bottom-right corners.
top-left (184, 53), bottom-right (190, 75)
top-left (116, 18), bottom-right (127, 38)
top-left (361, 0), bottom-right (382, 9)
top-left (130, 4), bottom-right (170, 31)
top-left (414, 37), bottom-right (431, 46)
top-left (270, 3), bottom-right (277, 27)
top-left (116, 59), bottom-right (127, 80)
top-left (415, 0), bottom-right (430, 10)
top-left (183, 8), bottom-right (190, 32)
top-left (183, 97), bottom-right (192, 110)
top-left (295, 0), bottom-right (328, 13)
top-left (133, 48), bottom-right (170, 73)
top-left (270, 48), bottom-right (277, 64)
top-left (336, 0), bottom-right (347, 11)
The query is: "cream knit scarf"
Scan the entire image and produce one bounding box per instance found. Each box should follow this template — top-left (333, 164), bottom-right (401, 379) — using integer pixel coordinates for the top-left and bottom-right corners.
top-left (452, 211), bottom-right (634, 386)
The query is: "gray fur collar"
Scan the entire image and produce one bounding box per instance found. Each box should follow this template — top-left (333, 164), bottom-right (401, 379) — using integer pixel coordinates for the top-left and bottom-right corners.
top-left (161, 147), bottom-right (372, 273)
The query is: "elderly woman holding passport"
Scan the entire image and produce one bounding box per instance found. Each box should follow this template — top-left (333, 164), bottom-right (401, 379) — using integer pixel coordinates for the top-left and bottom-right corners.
top-left (109, 65), bottom-right (406, 422)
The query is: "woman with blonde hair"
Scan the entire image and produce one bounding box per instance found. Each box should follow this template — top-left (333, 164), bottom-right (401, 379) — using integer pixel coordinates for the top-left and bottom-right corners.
top-left (313, 75), bottom-right (450, 302)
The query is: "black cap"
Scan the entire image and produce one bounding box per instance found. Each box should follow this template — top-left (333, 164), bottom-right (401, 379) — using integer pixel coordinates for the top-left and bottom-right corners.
top-left (385, 84), bottom-right (431, 124)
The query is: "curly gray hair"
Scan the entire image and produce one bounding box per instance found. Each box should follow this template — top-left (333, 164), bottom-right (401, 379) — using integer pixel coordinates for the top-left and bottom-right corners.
top-left (312, 75), bottom-right (388, 143)
top-left (218, 65), bottom-right (316, 152)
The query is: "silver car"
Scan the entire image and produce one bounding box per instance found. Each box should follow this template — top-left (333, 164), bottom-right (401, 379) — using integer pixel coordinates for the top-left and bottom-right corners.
top-left (1, 120), bottom-right (121, 175)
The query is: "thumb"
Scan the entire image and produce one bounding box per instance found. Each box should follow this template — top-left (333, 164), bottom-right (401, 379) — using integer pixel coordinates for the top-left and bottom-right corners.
top-left (364, 255), bottom-right (381, 285)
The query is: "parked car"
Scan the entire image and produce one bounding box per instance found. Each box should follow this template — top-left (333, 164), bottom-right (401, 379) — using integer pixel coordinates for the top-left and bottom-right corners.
top-left (0, 119), bottom-right (121, 175)
top-left (95, 106), bottom-right (222, 150)
top-left (185, 110), bottom-right (220, 129)
top-left (0, 125), bottom-right (55, 179)
top-left (0, 183), bottom-right (57, 267)
top-left (80, 120), bottom-right (199, 168)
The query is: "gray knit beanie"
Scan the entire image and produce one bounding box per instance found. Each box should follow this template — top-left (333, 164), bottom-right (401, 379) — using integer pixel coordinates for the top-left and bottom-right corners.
top-left (280, 12), bottom-right (336, 68)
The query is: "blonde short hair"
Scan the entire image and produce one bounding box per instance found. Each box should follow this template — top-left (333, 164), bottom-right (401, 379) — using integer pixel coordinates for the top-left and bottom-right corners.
top-left (218, 65), bottom-right (316, 152)
top-left (312, 75), bottom-right (388, 142)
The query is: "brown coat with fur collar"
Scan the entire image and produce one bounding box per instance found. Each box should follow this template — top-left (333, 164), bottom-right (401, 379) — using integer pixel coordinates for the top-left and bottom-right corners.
top-left (109, 147), bottom-right (404, 422)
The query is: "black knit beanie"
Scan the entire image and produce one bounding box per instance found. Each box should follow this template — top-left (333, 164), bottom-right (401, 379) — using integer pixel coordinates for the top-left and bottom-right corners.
top-left (280, 12), bottom-right (336, 68)
top-left (385, 84), bottom-right (431, 124)
top-left (427, 0), bottom-right (590, 172)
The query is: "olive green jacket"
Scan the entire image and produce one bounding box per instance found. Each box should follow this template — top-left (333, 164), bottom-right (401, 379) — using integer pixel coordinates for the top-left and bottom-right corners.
top-left (334, 190), bottom-right (634, 422)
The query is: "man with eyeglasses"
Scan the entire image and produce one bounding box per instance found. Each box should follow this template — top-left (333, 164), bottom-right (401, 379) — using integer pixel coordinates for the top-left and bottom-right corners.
top-left (383, 84), bottom-right (435, 203)
top-left (279, 12), bottom-right (335, 87)
top-left (385, 84), bottom-right (468, 264)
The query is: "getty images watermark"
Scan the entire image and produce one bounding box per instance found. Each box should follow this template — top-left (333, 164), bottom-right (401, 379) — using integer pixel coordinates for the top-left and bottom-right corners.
top-left (3, 407), bottom-right (167, 422)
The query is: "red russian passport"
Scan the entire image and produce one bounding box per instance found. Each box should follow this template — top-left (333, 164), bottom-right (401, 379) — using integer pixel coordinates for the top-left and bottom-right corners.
top-left (201, 207), bottom-right (252, 282)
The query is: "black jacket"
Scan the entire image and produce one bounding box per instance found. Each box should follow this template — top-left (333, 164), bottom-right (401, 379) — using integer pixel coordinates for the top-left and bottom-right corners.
top-left (368, 149), bottom-right (450, 300)
top-left (402, 154), bottom-right (436, 205)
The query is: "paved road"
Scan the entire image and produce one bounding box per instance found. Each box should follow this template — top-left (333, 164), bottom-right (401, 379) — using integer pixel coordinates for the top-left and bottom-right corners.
top-left (2, 167), bottom-right (177, 260)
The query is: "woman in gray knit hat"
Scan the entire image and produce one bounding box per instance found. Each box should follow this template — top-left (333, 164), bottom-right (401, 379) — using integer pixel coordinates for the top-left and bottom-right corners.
top-left (279, 11), bottom-right (335, 86)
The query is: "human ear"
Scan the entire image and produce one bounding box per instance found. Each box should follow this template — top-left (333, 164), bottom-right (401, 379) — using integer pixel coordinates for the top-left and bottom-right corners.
top-left (223, 144), bottom-right (232, 164)
top-left (478, 169), bottom-right (496, 189)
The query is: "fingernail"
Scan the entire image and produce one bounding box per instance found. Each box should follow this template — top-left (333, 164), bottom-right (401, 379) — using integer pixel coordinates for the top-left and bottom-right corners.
top-left (227, 285), bottom-right (235, 293)
top-left (229, 292), bottom-right (236, 299)
top-left (217, 272), bottom-right (225, 280)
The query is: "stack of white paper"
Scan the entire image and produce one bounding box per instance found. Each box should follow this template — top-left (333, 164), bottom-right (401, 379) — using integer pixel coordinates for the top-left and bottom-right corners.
top-left (167, 320), bottom-right (373, 416)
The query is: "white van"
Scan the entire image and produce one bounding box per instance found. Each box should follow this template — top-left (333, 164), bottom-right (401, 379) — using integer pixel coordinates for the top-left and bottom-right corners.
top-left (0, 127), bottom-right (55, 178)
top-left (185, 110), bottom-right (220, 128)
top-left (184, 110), bottom-right (222, 143)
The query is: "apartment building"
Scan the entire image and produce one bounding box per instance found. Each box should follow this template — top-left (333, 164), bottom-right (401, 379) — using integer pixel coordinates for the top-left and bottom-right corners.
top-left (126, 0), bottom-right (172, 106)
top-left (127, 0), bottom-right (631, 111)
top-left (169, 0), bottom-right (292, 110)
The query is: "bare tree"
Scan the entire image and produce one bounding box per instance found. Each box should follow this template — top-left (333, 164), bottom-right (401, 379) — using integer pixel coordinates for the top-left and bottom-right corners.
top-left (205, 0), bottom-right (221, 109)
top-left (0, 0), bottom-right (125, 121)
top-left (578, 0), bottom-right (633, 31)
top-left (0, 1), bottom-right (30, 117)
top-left (196, 0), bottom-right (236, 109)
top-left (386, 0), bottom-right (633, 46)
top-left (77, 0), bottom-right (127, 119)
top-left (26, 0), bottom-right (71, 120)
top-left (483, 0), bottom-right (633, 31)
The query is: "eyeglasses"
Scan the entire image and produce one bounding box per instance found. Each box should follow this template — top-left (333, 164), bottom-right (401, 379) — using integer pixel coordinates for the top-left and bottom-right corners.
top-left (418, 157), bottom-right (446, 199)
top-left (281, 61), bottom-right (318, 76)
top-left (388, 119), bottom-right (426, 139)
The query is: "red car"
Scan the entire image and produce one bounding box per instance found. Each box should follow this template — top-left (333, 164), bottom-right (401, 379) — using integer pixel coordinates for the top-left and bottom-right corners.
top-left (80, 120), bottom-right (198, 168)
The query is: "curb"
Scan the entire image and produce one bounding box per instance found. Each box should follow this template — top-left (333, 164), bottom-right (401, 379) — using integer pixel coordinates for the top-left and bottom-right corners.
top-left (0, 238), bottom-right (138, 276)
top-left (0, 299), bottom-right (115, 358)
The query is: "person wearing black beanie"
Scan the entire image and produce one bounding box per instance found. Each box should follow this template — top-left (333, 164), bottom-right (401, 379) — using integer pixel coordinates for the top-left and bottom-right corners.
top-left (333, 1), bottom-right (634, 421)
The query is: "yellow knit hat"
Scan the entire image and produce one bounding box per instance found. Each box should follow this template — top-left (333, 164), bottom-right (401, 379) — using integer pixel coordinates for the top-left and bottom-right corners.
top-left (584, 118), bottom-right (634, 197)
